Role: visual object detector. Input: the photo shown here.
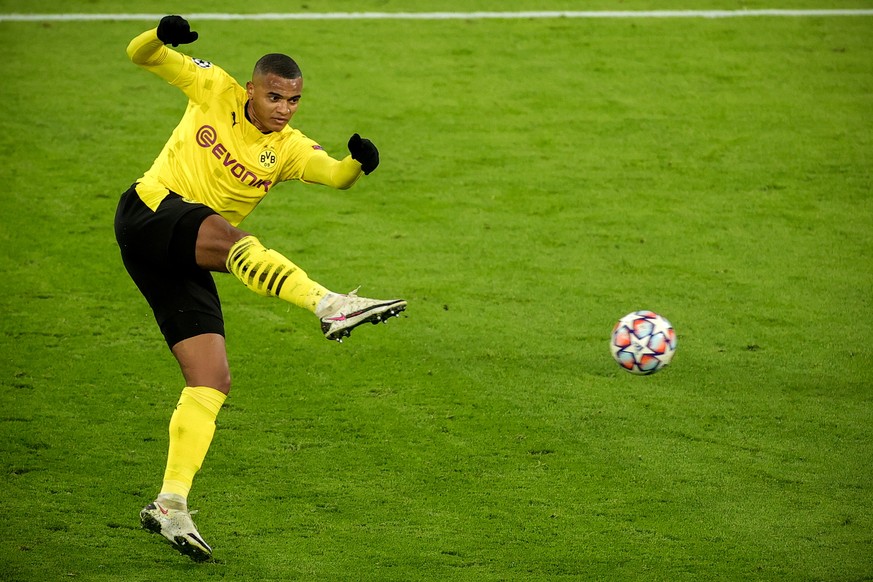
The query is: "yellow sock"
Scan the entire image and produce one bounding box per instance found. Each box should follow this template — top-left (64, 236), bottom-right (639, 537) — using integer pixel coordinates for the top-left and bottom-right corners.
top-left (226, 235), bottom-right (328, 313)
top-left (160, 386), bottom-right (227, 499)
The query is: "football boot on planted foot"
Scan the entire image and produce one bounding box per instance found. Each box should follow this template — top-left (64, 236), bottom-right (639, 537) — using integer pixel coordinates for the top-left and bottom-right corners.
top-left (140, 502), bottom-right (213, 562)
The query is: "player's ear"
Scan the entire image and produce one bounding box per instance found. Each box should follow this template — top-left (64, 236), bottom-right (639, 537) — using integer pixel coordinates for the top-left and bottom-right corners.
top-left (245, 81), bottom-right (254, 99)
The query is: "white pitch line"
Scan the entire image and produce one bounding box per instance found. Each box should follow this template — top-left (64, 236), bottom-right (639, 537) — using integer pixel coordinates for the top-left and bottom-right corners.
top-left (1, 10), bottom-right (873, 22)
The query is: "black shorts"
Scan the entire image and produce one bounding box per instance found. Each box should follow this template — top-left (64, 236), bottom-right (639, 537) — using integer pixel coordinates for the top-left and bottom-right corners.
top-left (114, 184), bottom-right (224, 348)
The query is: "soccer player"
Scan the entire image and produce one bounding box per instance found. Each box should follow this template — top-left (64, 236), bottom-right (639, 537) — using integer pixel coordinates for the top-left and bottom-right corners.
top-left (115, 15), bottom-right (406, 562)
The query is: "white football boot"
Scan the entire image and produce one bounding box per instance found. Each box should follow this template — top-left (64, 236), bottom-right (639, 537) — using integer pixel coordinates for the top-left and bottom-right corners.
top-left (140, 501), bottom-right (213, 562)
top-left (317, 288), bottom-right (407, 342)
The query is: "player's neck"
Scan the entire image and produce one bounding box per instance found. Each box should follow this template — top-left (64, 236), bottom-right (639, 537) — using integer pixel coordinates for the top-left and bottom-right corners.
top-left (244, 100), bottom-right (272, 134)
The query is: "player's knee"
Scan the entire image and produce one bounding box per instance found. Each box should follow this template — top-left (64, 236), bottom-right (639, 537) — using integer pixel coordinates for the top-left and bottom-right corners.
top-left (202, 364), bottom-right (231, 395)
top-left (215, 370), bottom-right (232, 395)
top-left (196, 215), bottom-right (251, 271)
top-left (184, 372), bottom-right (230, 395)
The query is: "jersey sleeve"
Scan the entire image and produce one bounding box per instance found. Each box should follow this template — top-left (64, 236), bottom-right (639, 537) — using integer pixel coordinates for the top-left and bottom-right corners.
top-left (301, 152), bottom-right (364, 190)
top-left (126, 28), bottom-right (185, 84)
top-left (274, 134), bottom-right (331, 184)
top-left (126, 27), bottom-right (224, 103)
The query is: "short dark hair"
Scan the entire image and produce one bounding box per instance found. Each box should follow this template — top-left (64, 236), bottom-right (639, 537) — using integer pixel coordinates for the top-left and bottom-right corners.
top-left (253, 53), bottom-right (302, 80)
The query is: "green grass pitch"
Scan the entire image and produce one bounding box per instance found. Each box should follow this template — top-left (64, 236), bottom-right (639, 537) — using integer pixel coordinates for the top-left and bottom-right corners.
top-left (0, 1), bottom-right (871, 580)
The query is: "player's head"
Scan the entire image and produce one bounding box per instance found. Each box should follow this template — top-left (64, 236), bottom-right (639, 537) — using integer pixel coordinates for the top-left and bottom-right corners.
top-left (246, 53), bottom-right (303, 133)
top-left (253, 53), bottom-right (302, 80)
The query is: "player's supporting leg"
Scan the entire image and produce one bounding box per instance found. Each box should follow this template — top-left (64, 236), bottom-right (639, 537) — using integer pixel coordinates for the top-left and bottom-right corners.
top-left (140, 385), bottom-right (225, 562)
top-left (161, 386), bottom-right (226, 500)
top-left (225, 235), bottom-right (407, 341)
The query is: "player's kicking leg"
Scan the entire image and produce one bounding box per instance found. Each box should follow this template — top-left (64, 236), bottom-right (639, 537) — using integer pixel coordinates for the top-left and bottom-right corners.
top-left (224, 234), bottom-right (406, 341)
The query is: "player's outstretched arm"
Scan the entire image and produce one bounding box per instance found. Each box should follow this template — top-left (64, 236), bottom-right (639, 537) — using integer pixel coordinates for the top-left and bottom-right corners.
top-left (126, 15), bottom-right (197, 78)
top-left (301, 134), bottom-right (379, 189)
top-left (301, 153), bottom-right (364, 190)
top-left (127, 15), bottom-right (198, 83)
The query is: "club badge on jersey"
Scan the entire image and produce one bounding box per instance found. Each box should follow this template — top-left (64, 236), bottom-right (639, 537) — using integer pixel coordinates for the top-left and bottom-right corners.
top-left (259, 147), bottom-right (277, 170)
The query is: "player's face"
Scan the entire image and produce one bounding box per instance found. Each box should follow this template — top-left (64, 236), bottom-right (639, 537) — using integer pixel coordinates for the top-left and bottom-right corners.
top-left (246, 73), bottom-right (302, 133)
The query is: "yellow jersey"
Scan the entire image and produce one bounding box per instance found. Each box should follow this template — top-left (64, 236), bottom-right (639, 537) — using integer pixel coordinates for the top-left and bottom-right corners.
top-left (127, 29), bottom-right (356, 226)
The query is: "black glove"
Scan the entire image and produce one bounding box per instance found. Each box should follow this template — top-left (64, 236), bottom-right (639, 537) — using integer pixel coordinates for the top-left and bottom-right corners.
top-left (348, 133), bottom-right (379, 175)
top-left (157, 15), bottom-right (198, 47)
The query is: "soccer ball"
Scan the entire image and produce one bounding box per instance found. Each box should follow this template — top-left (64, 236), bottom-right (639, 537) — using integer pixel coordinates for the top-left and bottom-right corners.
top-left (610, 311), bottom-right (677, 375)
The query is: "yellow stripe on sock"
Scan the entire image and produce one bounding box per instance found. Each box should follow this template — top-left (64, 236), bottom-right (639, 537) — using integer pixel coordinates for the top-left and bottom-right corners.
top-left (226, 235), bottom-right (328, 312)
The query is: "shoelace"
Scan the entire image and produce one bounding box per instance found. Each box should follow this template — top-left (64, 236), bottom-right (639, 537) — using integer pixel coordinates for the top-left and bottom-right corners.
top-left (334, 287), bottom-right (362, 316)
